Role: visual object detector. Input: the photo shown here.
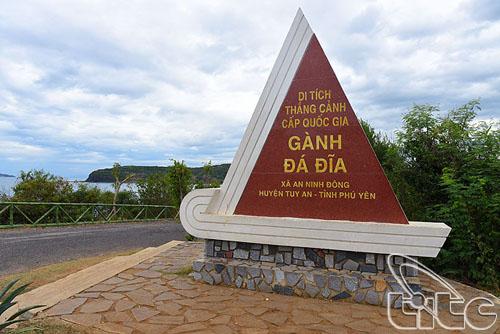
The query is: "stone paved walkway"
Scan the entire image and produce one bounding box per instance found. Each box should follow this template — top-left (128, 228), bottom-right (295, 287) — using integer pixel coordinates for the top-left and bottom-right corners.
top-left (42, 242), bottom-right (499, 333)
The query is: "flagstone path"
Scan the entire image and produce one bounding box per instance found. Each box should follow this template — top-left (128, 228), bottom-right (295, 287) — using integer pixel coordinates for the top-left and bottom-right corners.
top-left (41, 242), bottom-right (499, 333)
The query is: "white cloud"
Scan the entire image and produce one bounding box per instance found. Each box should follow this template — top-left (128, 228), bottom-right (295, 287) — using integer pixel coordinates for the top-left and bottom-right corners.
top-left (0, 0), bottom-right (498, 178)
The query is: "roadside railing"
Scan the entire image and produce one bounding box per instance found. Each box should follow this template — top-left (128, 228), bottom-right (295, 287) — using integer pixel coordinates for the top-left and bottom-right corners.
top-left (0, 202), bottom-right (177, 227)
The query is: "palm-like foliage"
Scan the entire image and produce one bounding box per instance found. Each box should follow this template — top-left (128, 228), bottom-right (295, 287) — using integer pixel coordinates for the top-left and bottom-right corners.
top-left (0, 279), bottom-right (44, 331)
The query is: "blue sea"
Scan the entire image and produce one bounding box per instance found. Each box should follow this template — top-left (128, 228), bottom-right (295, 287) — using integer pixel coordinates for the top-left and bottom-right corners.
top-left (0, 177), bottom-right (136, 198)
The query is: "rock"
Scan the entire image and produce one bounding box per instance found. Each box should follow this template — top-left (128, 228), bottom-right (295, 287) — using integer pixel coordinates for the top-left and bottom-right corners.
top-left (45, 298), bottom-right (87, 316)
top-left (359, 264), bottom-right (377, 273)
top-left (248, 267), bottom-right (261, 278)
top-left (305, 283), bottom-right (320, 297)
top-left (148, 315), bottom-right (184, 325)
top-left (236, 266), bottom-right (246, 277)
top-left (336, 251), bottom-right (347, 263)
top-left (156, 302), bottom-right (182, 315)
top-left (235, 276), bottom-right (243, 288)
top-left (394, 296), bottom-right (402, 308)
top-left (293, 247), bottom-right (306, 260)
top-left (284, 252), bottom-right (292, 264)
top-left (184, 309), bottom-right (216, 323)
top-left (247, 279), bottom-right (256, 290)
top-left (360, 279), bottom-right (373, 288)
top-left (276, 253), bottom-right (284, 263)
top-left (343, 259), bottom-right (359, 271)
top-left (221, 241), bottom-right (229, 251)
top-left (314, 274), bottom-right (326, 288)
top-left (250, 249), bottom-right (260, 261)
top-left (222, 270), bottom-right (231, 285)
top-left (251, 243), bottom-right (262, 250)
top-left (285, 272), bottom-right (301, 286)
top-left (229, 241), bottom-right (237, 250)
top-left (274, 269), bottom-right (285, 282)
top-left (212, 273), bottom-right (222, 284)
top-left (234, 249), bottom-right (249, 259)
top-left (214, 263), bottom-right (225, 273)
top-left (344, 276), bottom-right (358, 292)
top-left (354, 291), bottom-right (366, 303)
top-left (332, 291), bottom-right (351, 300)
top-left (292, 259), bottom-right (304, 266)
top-left (115, 299), bottom-right (136, 312)
top-left (260, 254), bottom-right (275, 262)
top-left (205, 240), bottom-right (214, 256)
top-left (389, 282), bottom-right (404, 292)
top-left (325, 254), bottom-right (334, 268)
top-left (262, 269), bottom-right (273, 284)
top-left (320, 288), bottom-right (330, 299)
top-left (61, 314), bottom-right (102, 327)
top-left (204, 262), bottom-right (214, 272)
top-left (377, 254), bottom-right (385, 271)
top-left (304, 260), bottom-right (315, 267)
top-left (227, 266), bottom-right (235, 281)
top-left (365, 290), bottom-right (380, 305)
top-left (278, 246), bottom-right (292, 252)
top-left (214, 245), bottom-right (221, 251)
top-left (258, 280), bottom-right (273, 293)
top-left (375, 279), bottom-right (387, 292)
top-left (394, 256), bottom-right (403, 265)
top-left (261, 311), bottom-right (288, 326)
top-left (126, 289), bottom-right (155, 306)
top-left (103, 311), bottom-right (133, 323)
top-left (201, 270), bottom-right (214, 285)
top-left (273, 285), bottom-right (294, 296)
top-left (365, 253), bottom-right (376, 264)
top-left (101, 292), bottom-right (125, 301)
top-left (80, 299), bottom-right (113, 313)
top-left (262, 244), bottom-right (269, 255)
top-left (192, 261), bottom-right (204, 272)
top-left (327, 275), bottom-right (342, 291)
top-left (131, 306), bottom-right (159, 322)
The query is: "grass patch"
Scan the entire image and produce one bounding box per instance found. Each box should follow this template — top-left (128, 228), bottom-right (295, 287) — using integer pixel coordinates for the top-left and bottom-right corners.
top-left (173, 266), bottom-right (193, 277)
top-left (0, 248), bottom-right (141, 293)
top-left (7, 318), bottom-right (96, 334)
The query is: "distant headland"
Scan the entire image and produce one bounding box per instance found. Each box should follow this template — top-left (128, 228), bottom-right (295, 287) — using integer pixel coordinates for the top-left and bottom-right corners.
top-left (0, 173), bottom-right (15, 178)
top-left (85, 164), bottom-right (231, 183)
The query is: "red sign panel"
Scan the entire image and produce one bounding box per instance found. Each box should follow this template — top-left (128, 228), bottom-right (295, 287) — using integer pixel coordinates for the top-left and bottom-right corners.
top-left (234, 35), bottom-right (408, 224)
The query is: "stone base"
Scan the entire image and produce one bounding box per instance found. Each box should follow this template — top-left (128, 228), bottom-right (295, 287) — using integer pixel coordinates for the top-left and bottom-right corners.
top-left (204, 239), bottom-right (418, 276)
top-left (192, 256), bottom-right (422, 308)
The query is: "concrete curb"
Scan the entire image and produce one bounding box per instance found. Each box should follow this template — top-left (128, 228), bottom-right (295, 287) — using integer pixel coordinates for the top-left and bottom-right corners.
top-left (1, 240), bottom-right (183, 323)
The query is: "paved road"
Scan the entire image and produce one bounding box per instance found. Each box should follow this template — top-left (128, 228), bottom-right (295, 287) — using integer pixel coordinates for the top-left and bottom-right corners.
top-left (0, 221), bottom-right (187, 276)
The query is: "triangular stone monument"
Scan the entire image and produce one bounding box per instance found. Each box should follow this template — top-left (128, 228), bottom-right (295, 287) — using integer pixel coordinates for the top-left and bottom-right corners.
top-left (181, 9), bottom-right (450, 257)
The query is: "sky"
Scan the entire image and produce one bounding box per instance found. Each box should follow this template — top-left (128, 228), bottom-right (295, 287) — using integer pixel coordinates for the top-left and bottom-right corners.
top-left (0, 0), bottom-right (499, 180)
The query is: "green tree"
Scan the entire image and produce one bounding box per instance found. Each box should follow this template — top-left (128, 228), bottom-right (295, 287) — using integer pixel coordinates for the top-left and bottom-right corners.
top-left (360, 120), bottom-right (418, 216)
top-left (69, 183), bottom-right (106, 203)
top-left (428, 122), bottom-right (499, 290)
top-left (12, 170), bottom-right (72, 202)
top-left (136, 173), bottom-right (170, 205)
top-left (166, 160), bottom-right (192, 209)
top-left (396, 100), bottom-right (482, 220)
top-left (195, 160), bottom-right (221, 189)
top-left (394, 100), bottom-right (498, 290)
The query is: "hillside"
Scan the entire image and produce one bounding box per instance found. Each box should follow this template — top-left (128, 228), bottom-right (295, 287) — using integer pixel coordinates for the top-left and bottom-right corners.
top-left (0, 173), bottom-right (14, 177)
top-left (85, 164), bottom-right (231, 183)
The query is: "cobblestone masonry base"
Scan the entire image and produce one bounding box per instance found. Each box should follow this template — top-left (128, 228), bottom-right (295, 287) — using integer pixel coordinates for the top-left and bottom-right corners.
top-left (192, 240), bottom-right (424, 307)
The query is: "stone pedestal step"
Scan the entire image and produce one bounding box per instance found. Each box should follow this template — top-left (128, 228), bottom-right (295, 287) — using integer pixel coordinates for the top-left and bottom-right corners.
top-left (192, 257), bottom-right (423, 308)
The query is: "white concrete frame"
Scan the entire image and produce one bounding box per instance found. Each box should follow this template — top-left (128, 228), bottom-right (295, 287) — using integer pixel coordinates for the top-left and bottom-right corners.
top-left (180, 10), bottom-right (451, 257)
top-left (181, 189), bottom-right (450, 257)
